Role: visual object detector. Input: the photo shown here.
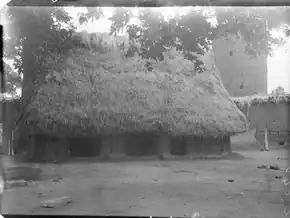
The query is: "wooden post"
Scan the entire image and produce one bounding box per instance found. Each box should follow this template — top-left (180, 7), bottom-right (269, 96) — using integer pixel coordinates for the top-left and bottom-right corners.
top-left (31, 127), bottom-right (35, 158)
top-left (225, 136), bottom-right (232, 154)
top-left (8, 139), bottom-right (11, 156)
top-left (11, 130), bottom-right (15, 155)
top-left (264, 126), bottom-right (269, 151)
top-left (246, 102), bottom-right (250, 117)
top-left (8, 128), bottom-right (13, 156)
top-left (0, 50), bottom-right (6, 155)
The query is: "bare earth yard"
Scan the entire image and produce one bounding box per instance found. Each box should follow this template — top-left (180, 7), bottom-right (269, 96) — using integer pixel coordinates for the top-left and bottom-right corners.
top-left (1, 147), bottom-right (288, 218)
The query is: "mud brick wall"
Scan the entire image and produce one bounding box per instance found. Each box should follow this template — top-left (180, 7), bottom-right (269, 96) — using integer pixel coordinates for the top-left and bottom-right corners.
top-left (238, 103), bottom-right (290, 143)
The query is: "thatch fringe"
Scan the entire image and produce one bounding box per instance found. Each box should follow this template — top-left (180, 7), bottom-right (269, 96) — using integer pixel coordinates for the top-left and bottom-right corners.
top-left (0, 93), bottom-right (20, 102)
top-left (232, 93), bottom-right (290, 109)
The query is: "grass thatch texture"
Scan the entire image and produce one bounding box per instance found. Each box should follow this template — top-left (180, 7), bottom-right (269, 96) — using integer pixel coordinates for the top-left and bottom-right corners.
top-left (151, 47), bottom-right (197, 76)
top-left (26, 48), bottom-right (248, 137)
top-left (232, 93), bottom-right (290, 109)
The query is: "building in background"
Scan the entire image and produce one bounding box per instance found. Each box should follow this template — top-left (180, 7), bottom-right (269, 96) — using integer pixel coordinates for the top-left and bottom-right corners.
top-left (213, 34), bottom-right (268, 97)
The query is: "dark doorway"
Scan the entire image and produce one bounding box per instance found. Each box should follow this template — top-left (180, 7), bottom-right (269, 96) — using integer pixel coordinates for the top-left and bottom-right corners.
top-left (28, 135), bottom-right (70, 162)
top-left (124, 133), bottom-right (158, 157)
top-left (170, 136), bottom-right (187, 155)
top-left (69, 137), bottom-right (100, 157)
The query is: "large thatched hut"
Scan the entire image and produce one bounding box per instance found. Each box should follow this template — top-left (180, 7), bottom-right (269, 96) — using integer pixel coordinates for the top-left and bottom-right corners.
top-left (16, 48), bottom-right (248, 162)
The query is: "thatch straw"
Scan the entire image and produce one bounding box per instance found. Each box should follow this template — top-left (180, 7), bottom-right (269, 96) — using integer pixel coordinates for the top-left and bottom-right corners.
top-left (0, 93), bottom-right (20, 102)
top-left (24, 48), bottom-right (248, 137)
top-left (232, 93), bottom-right (290, 109)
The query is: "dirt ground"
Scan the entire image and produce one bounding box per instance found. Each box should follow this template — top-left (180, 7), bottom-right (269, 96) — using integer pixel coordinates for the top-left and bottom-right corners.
top-left (1, 144), bottom-right (289, 218)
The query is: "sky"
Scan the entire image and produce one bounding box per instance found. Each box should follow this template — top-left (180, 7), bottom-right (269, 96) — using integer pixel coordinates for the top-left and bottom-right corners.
top-left (267, 29), bottom-right (290, 93)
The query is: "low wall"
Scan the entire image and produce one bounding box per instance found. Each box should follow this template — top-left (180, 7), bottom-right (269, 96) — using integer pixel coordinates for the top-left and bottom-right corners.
top-left (236, 103), bottom-right (289, 130)
top-left (236, 103), bottom-right (290, 144)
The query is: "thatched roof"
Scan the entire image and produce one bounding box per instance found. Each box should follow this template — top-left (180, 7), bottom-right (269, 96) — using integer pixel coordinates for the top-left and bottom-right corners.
top-left (23, 48), bottom-right (248, 138)
top-left (232, 93), bottom-right (290, 109)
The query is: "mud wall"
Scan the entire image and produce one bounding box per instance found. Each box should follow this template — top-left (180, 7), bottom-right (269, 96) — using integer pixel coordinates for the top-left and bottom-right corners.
top-left (238, 103), bottom-right (290, 130)
top-left (238, 103), bottom-right (290, 142)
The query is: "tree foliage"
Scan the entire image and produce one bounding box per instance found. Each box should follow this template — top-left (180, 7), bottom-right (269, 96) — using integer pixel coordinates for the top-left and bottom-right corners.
top-left (109, 7), bottom-right (212, 72)
top-left (3, 6), bottom-right (76, 99)
top-left (1, 6), bottom-right (78, 154)
top-left (4, 61), bottom-right (22, 94)
top-left (78, 7), bottom-right (290, 73)
top-left (214, 7), bottom-right (290, 57)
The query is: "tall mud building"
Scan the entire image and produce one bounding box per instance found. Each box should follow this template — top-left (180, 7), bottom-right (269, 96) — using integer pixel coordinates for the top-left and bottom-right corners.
top-left (213, 34), bottom-right (268, 97)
